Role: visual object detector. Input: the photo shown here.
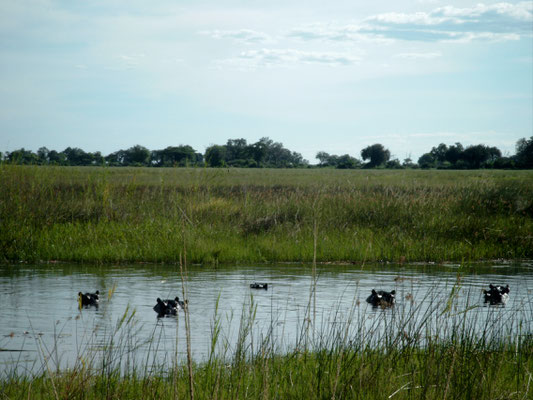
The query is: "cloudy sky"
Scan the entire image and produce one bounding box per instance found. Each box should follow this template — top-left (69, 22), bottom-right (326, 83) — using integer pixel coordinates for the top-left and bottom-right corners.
top-left (1, 0), bottom-right (531, 163)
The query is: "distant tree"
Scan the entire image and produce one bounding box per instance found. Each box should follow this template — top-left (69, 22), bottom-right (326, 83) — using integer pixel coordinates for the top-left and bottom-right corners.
top-left (37, 147), bottom-right (50, 164)
top-left (151, 145), bottom-right (199, 167)
top-left (315, 151), bottom-right (339, 167)
top-left (385, 158), bottom-right (402, 169)
top-left (226, 138), bottom-right (250, 163)
top-left (402, 157), bottom-right (416, 168)
top-left (6, 148), bottom-right (38, 164)
top-left (48, 150), bottom-right (66, 165)
top-left (430, 143), bottom-right (448, 163)
top-left (260, 138), bottom-right (306, 168)
top-left (105, 150), bottom-right (126, 166)
top-left (63, 147), bottom-right (95, 166)
top-left (203, 137), bottom-right (306, 168)
top-left (205, 145), bottom-right (227, 167)
top-left (315, 151), bottom-right (360, 169)
top-left (316, 151), bottom-right (332, 167)
top-left (444, 142), bottom-right (464, 165)
top-left (461, 144), bottom-right (496, 169)
top-left (250, 139), bottom-right (268, 165)
top-left (515, 136), bottom-right (533, 168)
top-left (336, 154), bottom-right (361, 169)
top-left (289, 150), bottom-right (308, 168)
top-left (123, 145), bottom-right (150, 166)
top-left (92, 151), bottom-right (105, 165)
top-left (418, 153), bottom-right (435, 169)
top-left (493, 156), bottom-right (514, 169)
top-left (485, 146), bottom-right (502, 167)
top-left (361, 144), bottom-right (390, 168)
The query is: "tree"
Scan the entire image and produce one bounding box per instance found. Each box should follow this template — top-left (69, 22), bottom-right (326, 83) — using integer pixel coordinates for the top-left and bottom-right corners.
top-left (515, 136), bottom-right (533, 168)
top-left (444, 142), bottom-right (464, 165)
top-left (250, 139), bottom-right (268, 165)
top-left (386, 158), bottom-right (402, 169)
top-left (123, 145), bottom-right (150, 166)
top-left (316, 151), bottom-right (331, 167)
top-left (461, 144), bottom-right (495, 169)
top-left (6, 148), bottom-right (38, 164)
top-left (402, 157), bottom-right (416, 168)
top-left (48, 150), bottom-right (66, 165)
top-left (430, 143), bottom-right (448, 163)
top-left (205, 145), bottom-right (227, 167)
top-left (63, 147), bottom-right (94, 166)
top-left (260, 138), bottom-right (306, 168)
top-left (37, 147), bottom-right (50, 164)
top-left (418, 153), bottom-right (435, 169)
top-left (91, 151), bottom-right (104, 165)
top-left (226, 138), bottom-right (250, 163)
top-left (361, 144), bottom-right (390, 168)
top-left (485, 146), bottom-right (502, 167)
top-left (336, 154), bottom-right (361, 169)
top-left (151, 145), bottom-right (199, 167)
top-left (105, 150), bottom-right (126, 166)
top-left (315, 152), bottom-right (342, 167)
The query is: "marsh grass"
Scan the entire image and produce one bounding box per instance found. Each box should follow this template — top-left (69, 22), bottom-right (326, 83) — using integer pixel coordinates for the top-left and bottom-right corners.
top-left (1, 277), bottom-right (531, 400)
top-left (1, 165), bottom-right (532, 264)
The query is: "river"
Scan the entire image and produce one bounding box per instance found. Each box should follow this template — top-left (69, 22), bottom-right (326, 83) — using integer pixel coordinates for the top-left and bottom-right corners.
top-left (1, 261), bottom-right (531, 376)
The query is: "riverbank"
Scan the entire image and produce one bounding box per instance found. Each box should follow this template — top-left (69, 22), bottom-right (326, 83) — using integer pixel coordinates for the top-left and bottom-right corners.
top-left (2, 344), bottom-right (530, 399)
top-left (1, 165), bottom-right (532, 264)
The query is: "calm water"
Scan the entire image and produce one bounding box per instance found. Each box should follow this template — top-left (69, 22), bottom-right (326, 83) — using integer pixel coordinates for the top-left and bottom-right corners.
top-left (1, 262), bottom-right (532, 376)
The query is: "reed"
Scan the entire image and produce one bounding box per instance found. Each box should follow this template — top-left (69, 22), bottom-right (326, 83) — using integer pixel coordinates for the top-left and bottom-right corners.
top-left (1, 165), bottom-right (532, 264)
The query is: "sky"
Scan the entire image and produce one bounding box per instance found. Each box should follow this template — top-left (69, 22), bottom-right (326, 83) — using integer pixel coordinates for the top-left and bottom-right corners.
top-left (0, 0), bottom-right (532, 163)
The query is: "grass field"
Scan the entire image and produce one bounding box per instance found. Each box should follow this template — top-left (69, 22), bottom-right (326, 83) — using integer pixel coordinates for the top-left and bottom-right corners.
top-left (1, 165), bottom-right (532, 264)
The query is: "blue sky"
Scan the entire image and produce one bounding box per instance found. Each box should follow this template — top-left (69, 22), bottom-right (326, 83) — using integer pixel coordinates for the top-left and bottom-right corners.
top-left (0, 0), bottom-right (531, 163)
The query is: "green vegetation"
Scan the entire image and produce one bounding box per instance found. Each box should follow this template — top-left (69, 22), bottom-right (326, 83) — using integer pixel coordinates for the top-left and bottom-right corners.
top-left (1, 289), bottom-right (531, 399)
top-left (1, 165), bottom-right (532, 264)
top-left (3, 136), bottom-right (533, 169)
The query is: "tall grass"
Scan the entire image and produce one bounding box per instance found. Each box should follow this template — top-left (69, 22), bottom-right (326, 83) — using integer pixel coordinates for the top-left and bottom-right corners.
top-left (1, 165), bottom-right (532, 264)
top-left (1, 280), bottom-right (531, 399)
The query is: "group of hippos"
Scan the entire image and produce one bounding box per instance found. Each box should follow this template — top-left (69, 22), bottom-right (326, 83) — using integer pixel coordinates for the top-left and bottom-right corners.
top-left (77, 283), bottom-right (510, 314)
top-left (77, 290), bottom-right (188, 317)
top-left (364, 283), bottom-right (510, 308)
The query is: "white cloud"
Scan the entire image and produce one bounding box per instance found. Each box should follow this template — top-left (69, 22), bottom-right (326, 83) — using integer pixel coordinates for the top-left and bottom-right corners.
top-left (117, 53), bottom-right (146, 66)
top-left (441, 32), bottom-right (520, 43)
top-left (364, 1), bottom-right (533, 42)
top-left (288, 23), bottom-right (393, 44)
top-left (287, 2), bottom-right (532, 44)
top-left (216, 48), bottom-right (361, 69)
top-left (394, 51), bottom-right (442, 59)
top-left (201, 29), bottom-right (273, 44)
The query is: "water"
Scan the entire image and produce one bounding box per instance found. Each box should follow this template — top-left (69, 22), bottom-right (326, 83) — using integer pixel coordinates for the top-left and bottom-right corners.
top-left (1, 262), bottom-right (532, 376)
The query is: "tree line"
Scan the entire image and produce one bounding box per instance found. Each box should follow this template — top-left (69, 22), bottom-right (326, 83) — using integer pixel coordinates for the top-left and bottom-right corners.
top-left (2, 136), bottom-right (532, 169)
top-left (318, 138), bottom-right (532, 169)
top-left (1, 137), bottom-right (307, 168)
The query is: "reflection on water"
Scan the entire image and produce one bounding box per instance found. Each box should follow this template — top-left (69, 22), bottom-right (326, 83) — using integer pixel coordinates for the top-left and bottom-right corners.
top-left (0, 262), bottom-right (532, 375)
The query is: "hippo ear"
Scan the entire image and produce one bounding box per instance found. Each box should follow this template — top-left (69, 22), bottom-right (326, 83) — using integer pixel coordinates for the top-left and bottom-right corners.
top-left (391, 290), bottom-right (396, 295)
top-left (175, 297), bottom-right (179, 301)
top-left (95, 290), bottom-right (99, 295)
top-left (489, 284), bottom-right (495, 289)
top-left (372, 289), bottom-right (377, 295)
